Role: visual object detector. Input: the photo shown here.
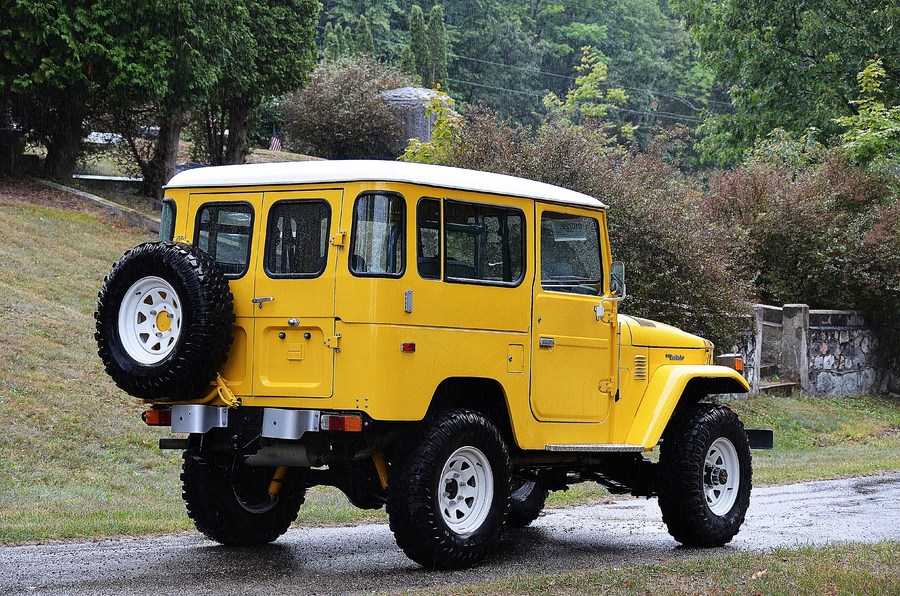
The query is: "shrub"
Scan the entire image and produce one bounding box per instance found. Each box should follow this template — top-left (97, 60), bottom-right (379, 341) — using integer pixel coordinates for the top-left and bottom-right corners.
top-left (279, 57), bottom-right (414, 159)
top-left (705, 153), bottom-right (899, 354)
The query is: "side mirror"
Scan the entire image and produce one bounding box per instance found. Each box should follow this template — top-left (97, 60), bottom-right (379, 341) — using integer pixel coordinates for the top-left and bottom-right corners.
top-left (610, 261), bottom-right (626, 298)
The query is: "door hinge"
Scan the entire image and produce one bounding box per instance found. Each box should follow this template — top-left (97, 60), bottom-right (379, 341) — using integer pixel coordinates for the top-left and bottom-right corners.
top-left (598, 378), bottom-right (615, 394)
top-left (330, 231), bottom-right (347, 248)
top-left (325, 334), bottom-right (342, 351)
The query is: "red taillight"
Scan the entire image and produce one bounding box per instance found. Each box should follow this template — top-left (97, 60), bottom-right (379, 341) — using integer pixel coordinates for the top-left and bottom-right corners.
top-left (142, 408), bottom-right (172, 426)
top-left (320, 414), bottom-right (363, 432)
top-left (400, 342), bottom-right (416, 353)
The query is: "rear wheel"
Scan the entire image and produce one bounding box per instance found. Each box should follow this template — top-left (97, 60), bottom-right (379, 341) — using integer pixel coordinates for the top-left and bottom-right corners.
top-left (508, 478), bottom-right (548, 528)
top-left (387, 410), bottom-right (511, 569)
top-left (657, 403), bottom-right (752, 547)
top-left (181, 449), bottom-right (306, 546)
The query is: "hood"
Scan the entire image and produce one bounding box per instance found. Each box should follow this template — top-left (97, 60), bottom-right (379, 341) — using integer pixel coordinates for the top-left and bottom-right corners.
top-left (619, 314), bottom-right (710, 349)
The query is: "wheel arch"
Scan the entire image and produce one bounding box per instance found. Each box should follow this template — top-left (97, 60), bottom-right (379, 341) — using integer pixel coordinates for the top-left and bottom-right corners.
top-left (624, 365), bottom-right (749, 449)
top-left (425, 376), bottom-right (516, 447)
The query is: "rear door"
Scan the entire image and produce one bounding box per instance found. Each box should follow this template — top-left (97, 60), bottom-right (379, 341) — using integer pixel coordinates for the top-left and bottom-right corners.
top-left (251, 189), bottom-right (343, 397)
top-left (188, 193), bottom-right (261, 395)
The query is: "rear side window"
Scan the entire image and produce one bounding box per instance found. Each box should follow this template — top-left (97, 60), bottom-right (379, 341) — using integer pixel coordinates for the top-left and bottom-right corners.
top-left (350, 193), bottom-right (405, 277)
top-left (417, 198), bottom-right (441, 279)
top-left (264, 200), bottom-right (331, 278)
top-left (540, 211), bottom-right (603, 295)
top-left (194, 202), bottom-right (254, 278)
top-left (444, 201), bottom-right (524, 285)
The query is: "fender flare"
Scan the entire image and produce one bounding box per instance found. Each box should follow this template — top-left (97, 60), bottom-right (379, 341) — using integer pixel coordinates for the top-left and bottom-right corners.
top-left (624, 365), bottom-right (750, 449)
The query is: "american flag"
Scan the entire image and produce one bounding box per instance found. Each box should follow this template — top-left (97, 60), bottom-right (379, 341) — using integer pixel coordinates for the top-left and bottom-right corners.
top-left (269, 127), bottom-right (282, 152)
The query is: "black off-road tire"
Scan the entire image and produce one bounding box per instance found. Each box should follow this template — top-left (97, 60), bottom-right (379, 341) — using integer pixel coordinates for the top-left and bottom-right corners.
top-left (387, 410), bottom-right (512, 569)
top-left (181, 449), bottom-right (306, 546)
top-left (657, 403), bottom-right (752, 547)
top-left (508, 478), bottom-right (548, 528)
top-left (95, 242), bottom-right (234, 401)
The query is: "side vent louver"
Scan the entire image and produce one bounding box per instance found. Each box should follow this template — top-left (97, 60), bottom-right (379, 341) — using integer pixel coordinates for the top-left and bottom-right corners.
top-left (634, 355), bottom-right (648, 381)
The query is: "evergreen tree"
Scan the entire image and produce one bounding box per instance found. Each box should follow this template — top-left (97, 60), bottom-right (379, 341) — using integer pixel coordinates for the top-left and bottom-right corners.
top-left (426, 5), bottom-right (448, 89)
top-left (341, 24), bottom-right (354, 56)
top-left (408, 5), bottom-right (428, 86)
top-left (356, 15), bottom-right (375, 56)
top-left (400, 45), bottom-right (417, 77)
top-left (323, 22), bottom-right (339, 61)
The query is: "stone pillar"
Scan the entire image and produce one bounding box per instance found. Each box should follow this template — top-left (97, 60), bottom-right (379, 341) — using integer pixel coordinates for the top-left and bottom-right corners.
top-left (780, 304), bottom-right (810, 391)
top-left (750, 305), bottom-right (765, 394)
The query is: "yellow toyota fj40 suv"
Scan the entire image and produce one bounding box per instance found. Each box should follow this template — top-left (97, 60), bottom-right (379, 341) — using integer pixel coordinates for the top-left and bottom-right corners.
top-left (96, 160), bottom-right (771, 569)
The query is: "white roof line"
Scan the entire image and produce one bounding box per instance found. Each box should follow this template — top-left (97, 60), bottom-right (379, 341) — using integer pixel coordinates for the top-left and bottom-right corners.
top-left (165, 160), bottom-right (607, 209)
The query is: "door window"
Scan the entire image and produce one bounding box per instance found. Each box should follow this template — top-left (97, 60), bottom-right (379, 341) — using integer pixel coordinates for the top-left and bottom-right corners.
top-left (264, 200), bottom-right (331, 278)
top-left (194, 202), bottom-right (254, 278)
top-left (540, 211), bottom-right (603, 295)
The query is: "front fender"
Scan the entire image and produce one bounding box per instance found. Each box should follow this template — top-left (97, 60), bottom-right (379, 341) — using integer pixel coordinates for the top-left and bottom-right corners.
top-left (624, 365), bottom-right (750, 449)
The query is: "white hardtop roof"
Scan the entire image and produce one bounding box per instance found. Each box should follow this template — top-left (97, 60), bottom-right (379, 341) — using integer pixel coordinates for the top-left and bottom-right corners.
top-left (165, 160), bottom-right (607, 209)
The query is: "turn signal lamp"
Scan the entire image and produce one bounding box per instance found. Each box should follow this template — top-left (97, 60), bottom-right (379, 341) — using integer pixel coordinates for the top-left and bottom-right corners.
top-left (320, 414), bottom-right (364, 432)
top-left (715, 353), bottom-right (744, 373)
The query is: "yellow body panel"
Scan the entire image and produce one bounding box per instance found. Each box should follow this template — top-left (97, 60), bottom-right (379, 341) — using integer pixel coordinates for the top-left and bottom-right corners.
top-left (162, 176), bottom-right (749, 452)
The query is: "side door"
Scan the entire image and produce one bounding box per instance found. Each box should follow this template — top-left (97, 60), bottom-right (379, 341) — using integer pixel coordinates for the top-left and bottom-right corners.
top-left (530, 205), bottom-right (616, 423)
top-left (251, 189), bottom-right (343, 398)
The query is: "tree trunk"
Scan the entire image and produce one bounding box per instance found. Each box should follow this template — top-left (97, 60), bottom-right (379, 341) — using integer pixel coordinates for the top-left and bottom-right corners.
top-left (141, 111), bottom-right (187, 199)
top-left (43, 89), bottom-right (87, 182)
top-left (224, 95), bottom-right (252, 165)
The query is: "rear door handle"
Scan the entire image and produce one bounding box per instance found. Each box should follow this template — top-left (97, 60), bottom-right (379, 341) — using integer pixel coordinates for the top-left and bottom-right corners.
top-left (251, 296), bottom-right (275, 308)
top-left (539, 337), bottom-right (555, 348)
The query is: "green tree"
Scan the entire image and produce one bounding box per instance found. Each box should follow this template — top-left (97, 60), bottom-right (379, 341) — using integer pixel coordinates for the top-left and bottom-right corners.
top-left (356, 15), bottom-right (375, 56)
top-left (196, 0), bottom-right (319, 165)
top-left (672, 0), bottom-right (900, 163)
top-left (341, 24), bottom-right (354, 57)
top-left (323, 22), bottom-right (339, 60)
top-left (426, 5), bottom-right (448, 89)
top-left (408, 5), bottom-right (429, 86)
top-left (0, 0), bottom-right (107, 180)
top-left (835, 58), bottom-right (900, 168)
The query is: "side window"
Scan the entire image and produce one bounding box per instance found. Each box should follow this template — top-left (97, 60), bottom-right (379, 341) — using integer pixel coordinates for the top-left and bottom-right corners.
top-left (194, 202), bottom-right (253, 278)
top-left (159, 199), bottom-right (176, 242)
top-left (540, 211), bottom-right (603, 295)
top-left (264, 200), bottom-right (331, 278)
top-left (444, 200), bottom-right (524, 285)
top-left (417, 198), bottom-right (440, 279)
top-left (350, 192), bottom-right (405, 277)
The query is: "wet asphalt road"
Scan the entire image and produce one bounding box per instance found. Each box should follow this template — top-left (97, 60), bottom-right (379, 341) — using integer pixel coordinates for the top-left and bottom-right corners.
top-left (2, 472), bottom-right (899, 595)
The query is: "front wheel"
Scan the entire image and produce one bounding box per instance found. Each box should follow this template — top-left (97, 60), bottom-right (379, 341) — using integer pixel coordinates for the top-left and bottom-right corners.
top-left (657, 403), bottom-right (752, 547)
top-left (387, 410), bottom-right (511, 569)
top-left (181, 449), bottom-right (306, 546)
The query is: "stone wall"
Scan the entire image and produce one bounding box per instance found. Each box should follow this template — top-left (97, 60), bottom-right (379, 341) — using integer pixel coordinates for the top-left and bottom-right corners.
top-left (808, 310), bottom-right (879, 395)
top-left (740, 304), bottom-right (898, 396)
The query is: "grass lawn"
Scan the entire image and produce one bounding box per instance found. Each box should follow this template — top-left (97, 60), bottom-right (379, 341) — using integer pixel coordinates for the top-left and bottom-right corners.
top-left (419, 542), bottom-right (900, 595)
top-left (0, 177), bottom-right (898, 545)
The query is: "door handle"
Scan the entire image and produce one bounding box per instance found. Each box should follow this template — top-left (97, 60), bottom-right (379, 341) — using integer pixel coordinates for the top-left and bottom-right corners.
top-left (539, 337), bottom-right (555, 348)
top-left (251, 296), bottom-right (275, 309)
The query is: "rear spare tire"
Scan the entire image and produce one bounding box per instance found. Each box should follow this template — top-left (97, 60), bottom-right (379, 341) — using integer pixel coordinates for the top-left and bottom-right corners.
top-left (95, 242), bottom-right (234, 401)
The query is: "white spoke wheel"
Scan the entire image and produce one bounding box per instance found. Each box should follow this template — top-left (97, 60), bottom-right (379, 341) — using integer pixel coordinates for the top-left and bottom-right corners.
top-left (438, 446), bottom-right (494, 536)
top-left (387, 409), bottom-right (512, 570)
top-left (118, 276), bottom-right (183, 364)
top-left (704, 437), bottom-right (740, 516)
top-left (95, 242), bottom-right (234, 401)
top-left (658, 403), bottom-right (752, 547)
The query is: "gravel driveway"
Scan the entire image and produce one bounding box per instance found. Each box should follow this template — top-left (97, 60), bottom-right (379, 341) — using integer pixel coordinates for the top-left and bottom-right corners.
top-left (2, 472), bottom-right (899, 595)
